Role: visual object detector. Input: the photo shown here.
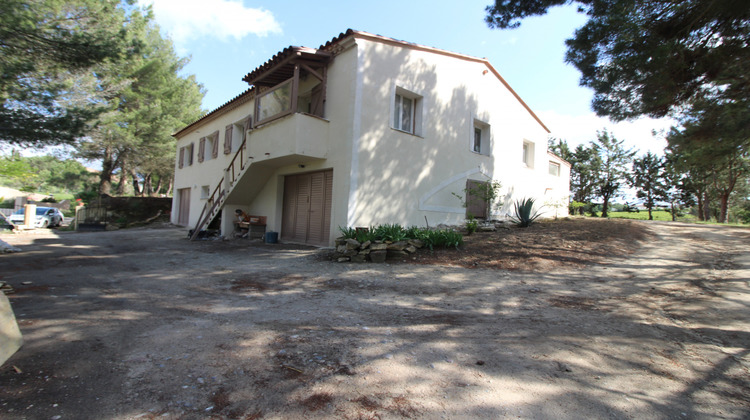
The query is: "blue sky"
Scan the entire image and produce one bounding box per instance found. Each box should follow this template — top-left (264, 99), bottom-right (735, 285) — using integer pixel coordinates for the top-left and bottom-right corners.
top-left (139, 0), bottom-right (675, 154)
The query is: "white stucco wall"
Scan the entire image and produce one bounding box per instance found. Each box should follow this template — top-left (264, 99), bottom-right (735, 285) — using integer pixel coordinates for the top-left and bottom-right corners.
top-left (170, 33), bottom-right (570, 245)
top-left (171, 96), bottom-right (255, 229)
top-left (347, 37), bottom-right (568, 228)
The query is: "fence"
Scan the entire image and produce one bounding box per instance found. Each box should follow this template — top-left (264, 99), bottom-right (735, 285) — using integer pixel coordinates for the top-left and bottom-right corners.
top-left (74, 205), bottom-right (109, 231)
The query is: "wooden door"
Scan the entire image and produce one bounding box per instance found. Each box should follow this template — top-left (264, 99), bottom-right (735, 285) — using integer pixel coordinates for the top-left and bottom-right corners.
top-left (466, 180), bottom-right (488, 219)
top-left (282, 170), bottom-right (332, 245)
top-left (177, 188), bottom-right (190, 226)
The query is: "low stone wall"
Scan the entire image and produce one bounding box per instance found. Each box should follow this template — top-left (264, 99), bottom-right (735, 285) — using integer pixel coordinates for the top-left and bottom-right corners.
top-left (332, 238), bottom-right (426, 263)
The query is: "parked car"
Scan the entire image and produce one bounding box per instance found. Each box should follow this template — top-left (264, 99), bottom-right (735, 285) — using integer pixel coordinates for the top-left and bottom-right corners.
top-left (8, 207), bottom-right (64, 228)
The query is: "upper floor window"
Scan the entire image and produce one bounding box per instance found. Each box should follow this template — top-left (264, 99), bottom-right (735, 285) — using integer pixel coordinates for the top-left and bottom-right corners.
top-left (392, 87), bottom-right (423, 136)
top-left (186, 143), bottom-right (194, 166)
top-left (522, 140), bottom-right (534, 168)
top-left (472, 120), bottom-right (490, 156)
top-left (549, 161), bottom-right (561, 176)
top-left (256, 79), bottom-right (293, 125)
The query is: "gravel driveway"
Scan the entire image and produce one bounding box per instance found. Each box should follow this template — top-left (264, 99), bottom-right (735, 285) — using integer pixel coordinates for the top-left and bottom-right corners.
top-left (0, 221), bottom-right (748, 419)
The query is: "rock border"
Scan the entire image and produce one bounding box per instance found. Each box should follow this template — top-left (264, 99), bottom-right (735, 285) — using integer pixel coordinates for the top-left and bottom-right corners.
top-left (331, 238), bottom-right (426, 263)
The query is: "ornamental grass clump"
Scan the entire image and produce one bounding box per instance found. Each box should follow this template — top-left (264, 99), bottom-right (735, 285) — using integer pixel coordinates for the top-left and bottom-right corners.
top-left (511, 197), bottom-right (543, 228)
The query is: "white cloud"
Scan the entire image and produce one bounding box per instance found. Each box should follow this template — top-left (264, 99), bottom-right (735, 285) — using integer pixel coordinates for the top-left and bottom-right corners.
top-left (538, 110), bottom-right (677, 156)
top-left (139, 0), bottom-right (281, 47)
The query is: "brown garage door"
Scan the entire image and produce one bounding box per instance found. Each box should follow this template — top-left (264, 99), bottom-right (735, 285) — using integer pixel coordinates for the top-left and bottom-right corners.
top-left (281, 170), bottom-right (332, 245)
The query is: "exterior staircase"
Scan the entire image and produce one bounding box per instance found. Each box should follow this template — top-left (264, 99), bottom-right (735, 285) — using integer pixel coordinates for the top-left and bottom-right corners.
top-left (189, 135), bottom-right (251, 240)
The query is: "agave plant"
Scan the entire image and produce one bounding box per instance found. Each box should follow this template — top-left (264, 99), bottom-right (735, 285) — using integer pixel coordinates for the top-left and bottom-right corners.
top-left (511, 197), bottom-right (543, 228)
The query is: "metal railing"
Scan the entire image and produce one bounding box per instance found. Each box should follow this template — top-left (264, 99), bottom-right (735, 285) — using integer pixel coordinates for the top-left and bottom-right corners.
top-left (189, 133), bottom-right (252, 240)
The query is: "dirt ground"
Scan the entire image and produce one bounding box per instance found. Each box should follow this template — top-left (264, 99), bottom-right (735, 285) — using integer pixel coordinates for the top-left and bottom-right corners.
top-left (0, 219), bottom-right (748, 419)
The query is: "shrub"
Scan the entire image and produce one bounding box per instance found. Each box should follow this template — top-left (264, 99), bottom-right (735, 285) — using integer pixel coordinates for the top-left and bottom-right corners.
top-left (510, 197), bottom-right (543, 228)
top-left (465, 217), bottom-right (478, 235)
top-left (338, 223), bottom-right (463, 250)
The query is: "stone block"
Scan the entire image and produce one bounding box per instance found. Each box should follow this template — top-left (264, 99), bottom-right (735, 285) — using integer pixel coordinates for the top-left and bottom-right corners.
top-left (370, 243), bottom-right (387, 251)
top-left (407, 239), bottom-right (424, 248)
top-left (386, 241), bottom-right (408, 251)
top-left (369, 250), bottom-right (387, 263)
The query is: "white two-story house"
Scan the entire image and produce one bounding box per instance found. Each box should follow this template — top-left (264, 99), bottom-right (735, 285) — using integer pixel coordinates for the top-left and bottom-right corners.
top-left (171, 29), bottom-right (570, 246)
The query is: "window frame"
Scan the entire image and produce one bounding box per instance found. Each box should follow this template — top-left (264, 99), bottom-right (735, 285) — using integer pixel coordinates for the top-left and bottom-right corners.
top-left (255, 78), bottom-right (294, 126)
top-left (471, 119), bottom-right (490, 156)
top-left (522, 140), bottom-right (534, 168)
top-left (392, 87), bottom-right (423, 136)
top-left (186, 143), bottom-right (194, 166)
top-left (548, 161), bottom-right (561, 177)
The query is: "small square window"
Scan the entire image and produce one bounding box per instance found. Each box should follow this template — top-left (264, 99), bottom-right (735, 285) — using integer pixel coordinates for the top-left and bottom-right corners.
top-left (549, 161), bottom-right (561, 177)
top-left (472, 120), bottom-right (490, 155)
top-left (200, 185), bottom-right (210, 199)
top-left (392, 87), bottom-right (422, 135)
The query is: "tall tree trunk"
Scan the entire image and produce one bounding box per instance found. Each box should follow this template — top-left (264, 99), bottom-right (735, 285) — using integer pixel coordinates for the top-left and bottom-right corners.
top-left (143, 174), bottom-right (153, 197)
top-left (115, 162), bottom-right (127, 196)
top-left (696, 192), bottom-right (705, 221)
top-left (152, 176), bottom-right (162, 197)
top-left (702, 191), bottom-right (711, 221)
top-left (601, 194), bottom-right (610, 218)
top-left (718, 192), bottom-right (729, 223)
top-left (165, 177), bottom-right (173, 197)
top-left (130, 168), bottom-right (142, 197)
top-left (99, 144), bottom-right (114, 195)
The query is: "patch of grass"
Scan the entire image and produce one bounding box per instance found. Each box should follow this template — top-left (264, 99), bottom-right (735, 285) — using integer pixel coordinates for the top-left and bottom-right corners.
top-left (606, 210), bottom-right (692, 221)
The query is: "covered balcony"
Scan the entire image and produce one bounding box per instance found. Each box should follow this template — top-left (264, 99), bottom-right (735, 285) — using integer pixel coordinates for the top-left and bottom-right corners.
top-left (243, 46), bottom-right (332, 128)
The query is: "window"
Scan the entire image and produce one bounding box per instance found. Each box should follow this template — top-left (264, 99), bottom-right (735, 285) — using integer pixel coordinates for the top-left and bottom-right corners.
top-left (200, 185), bottom-right (210, 199)
top-left (522, 141), bottom-right (534, 168)
top-left (549, 161), bottom-right (561, 177)
top-left (178, 147), bottom-right (185, 169)
top-left (392, 87), bottom-right (422, 135)
top-left (205, 136), bottom-right (214, 161)
top-left (394, 94), bottom-right (414, 132)
top-left (472, 120), bottom-right (490, 155)
top-left (187, 143), bottom-right (194, 166)
top-left (256, 79), bottom-right (293, 125)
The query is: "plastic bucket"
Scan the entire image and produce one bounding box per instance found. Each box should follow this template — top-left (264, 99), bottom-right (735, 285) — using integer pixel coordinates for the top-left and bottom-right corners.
top-left (265, 231), bottom-right (278, 243)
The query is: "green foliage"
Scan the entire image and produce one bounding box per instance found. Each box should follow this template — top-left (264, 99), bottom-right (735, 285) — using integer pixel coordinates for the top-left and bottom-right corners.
top-left (608, 210), bottom-right (694, 222)
top-left (630, 152), bottom-right (669, 220)
top-left (486, 1), bottom-right (750, 121)
top-left (0, 154), bottom-right (97, 196)
top-left (0, 0), bottom-right (139, 146)
top-left (510, 197), bottom-right (543, 228)
top-left (568, 141), bottom-right (601, 212)
top-left (465, 217), bottom-right (479, 235)
top-left (421, 229), bottom-right (464, 250)
top-left (592, 130), bottom-right (636, 217)
top-left (75, 16), bottom-right (205, 196)
top-left (569, 200), bottom-right (586, 215)
top-left (666, 99), bottom-right (750, 223)
top-left (338, 224), bottom-right (463, 250)
top-left (547, 137), bottom-right (572, 161)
